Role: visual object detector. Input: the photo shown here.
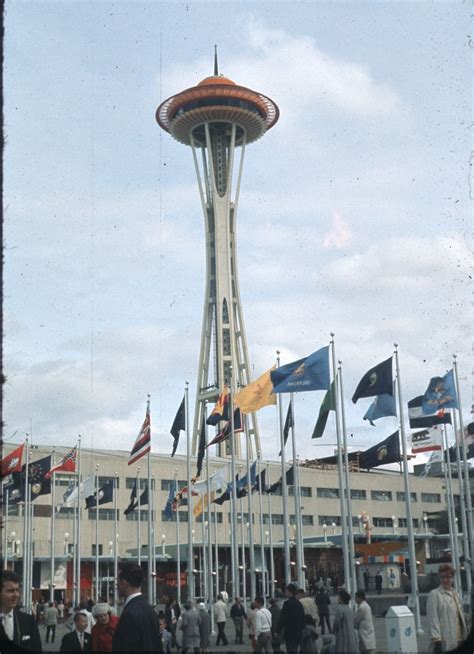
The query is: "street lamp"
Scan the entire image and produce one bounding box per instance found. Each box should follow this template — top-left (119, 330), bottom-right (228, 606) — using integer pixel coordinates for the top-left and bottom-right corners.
top-left (332, 522), bottom-right (337, 535)
top-left (423, 514), bottom-right (428, 533)
top-left (64, 532), bottom-right (70, 556)
top-left (391, 516), bottom-right (397, 535)
top-left (265, 531), bottom-right (269, 545)
top-left (161, 534), bottom-right (166, 557)
top-left (357, 515), bottom-right (362, 534)
top-left (322, 524), bottom-right (327, 543)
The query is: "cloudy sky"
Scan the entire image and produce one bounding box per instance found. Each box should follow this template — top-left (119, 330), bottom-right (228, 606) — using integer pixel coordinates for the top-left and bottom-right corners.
top-left (4, 1), bottom-right (472, 471)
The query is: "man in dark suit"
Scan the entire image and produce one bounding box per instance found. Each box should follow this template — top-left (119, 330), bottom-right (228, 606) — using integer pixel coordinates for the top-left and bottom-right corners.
top-left (112, 562), bottom-right (163, 652)
top-left (277, 583), bottom-right (305, 654)
top-left (0, 569), bottom-right (42, 652)
top-left (60, 613), bottom-right (92, 652)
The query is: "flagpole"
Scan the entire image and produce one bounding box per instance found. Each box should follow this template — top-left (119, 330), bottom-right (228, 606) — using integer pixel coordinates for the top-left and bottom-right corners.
top-left (27, 480), bottom-right (34, 611)
top-left (75, 435), bottom-right (82, 607)
top-left (137, 466), bottom-right (141, 566)
top-left (289, 393), bottom-right (304, 589)
top-left (185, 382), bottom-right (194, 602)
top-left (214, 488), bottom-right (220, 599)
top-left (239, 490), bottom-right (247, 604)
top-left (393, 344), bottom-right (422, 633)
top-left (95, 463), bottom-right (100, 602)
top-left (72, 471), bottom-right (77, 606)
top-left (22, 437), bottom-right (29, 596)
top-left (256, 457), bottom-right (265, 598)
top-left (4, 488), bottom-right (9, 569)
top-left (266, 463), bottom-right (275, 597)
top-left (452, 410), bottom-right (472, 604)
top-left (50, 462), bottom-right (56, 603)
top-left (147, 395), bottom-right (153, 603)
top-left (229, 378), bottom-right (239, 599)
top-left (204, 407), bottom-right (214, 619)
top-left (202, 500), bottom-right (208, 605)
top-left (442, 425), bottom-right (462, 591)
top-left (452, 355), bottom-right (473, 581)
top-left (338, 362), bottom-right (357, 596)
top-left (330, 336), bottom-right (351, 595)
top-left (247, 430), bottom-right (256, 601)
top-left (174, 468), bottom-right (182, 606)
top-left (276, 351), bottom-right (291, 586)
top-left (151, 474), bottom-right (156, 606)
top-left (113, 472), bottom-right (118, 611)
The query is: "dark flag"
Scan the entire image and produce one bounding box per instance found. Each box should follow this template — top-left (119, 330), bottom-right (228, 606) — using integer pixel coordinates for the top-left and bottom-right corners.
top-left (164, 480), bottom-right (177, 520)
top-left (408, 396), bottom-right (451, 429)
top-left (85, 480), bottom-right (113, 510)
top-left (213, 489), bottom-right (230, 505)
top-left (266, 466), bottom-right (294, 494)
top-left (359, 431), bottom-right (401, 470)
top-left (9, 456), bottom-right (53, 503)
top-left (271, 346), bottom-right (330, 394)
top-left (253, 469), bottom-right (266, 493)
top-left (124, 479), bottom-right (137, 515)
top-left (170, 397), bottom-right (185, 457)
top-left (316, 451), bottom-right (361, 466)
top-left (312, 381), bottom-right (336, 439)
top-left (279, 404), bottom-right (294, 456)
top-left (139, 484), bottom-right (148, 507)
top-left (352, 357), bottom-right (393, 403)
top-left (195, 417), bottom-right (206, 477)
top-left (206, 409), bottom-right (243, 448)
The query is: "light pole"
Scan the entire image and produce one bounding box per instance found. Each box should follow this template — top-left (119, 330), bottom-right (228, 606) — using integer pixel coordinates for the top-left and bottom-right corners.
top-left (332, 522), bottom-right (337, 535)
top-left (63, 533), bottom-right (69, 556)
top-left (392, 516), bottom-right (398, 535)
top-left (323, 524), bottom-right (327, 543)
top-left (357, 515), bottom-right (363, 534)
top-left (161, 535), bottom-right (166, 557)
top-left (423, 514), bottom-right (428, 534)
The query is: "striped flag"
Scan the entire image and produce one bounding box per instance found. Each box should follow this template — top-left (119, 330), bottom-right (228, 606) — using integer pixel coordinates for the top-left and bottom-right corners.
top-left (129, 403), bottom-right (151, 465)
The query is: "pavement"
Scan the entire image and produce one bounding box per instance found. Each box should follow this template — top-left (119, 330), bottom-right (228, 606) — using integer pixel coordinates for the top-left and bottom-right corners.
top-left (36, 594), bottom-right (451, 653)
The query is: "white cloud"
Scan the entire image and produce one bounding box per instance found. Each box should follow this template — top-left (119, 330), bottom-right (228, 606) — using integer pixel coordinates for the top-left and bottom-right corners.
top-left (323, 210), bottom-right (353, 249)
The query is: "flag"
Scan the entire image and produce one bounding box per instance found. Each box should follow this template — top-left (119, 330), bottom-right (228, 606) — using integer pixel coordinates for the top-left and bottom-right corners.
top-left (129, 404), bottom-right (151, 466)
top-left (206, 388), bottom-right (229, 425)
top-left (411, 426), bottom-right (443, 454)
top-left (195, 417), bottom-right (206, 478)
top-left (234, 367), bottom-right (276, 413)
top-left (266, 466), bottom-right (294, 494)
top-left (213, 489), bottom-right (230, 505)
top-left (359, 431), bottom-right (401, 470)
top-left (9, 456), bottom-right (53, 503)
top-left (422, 370), bottom-right (458, 414)
top-left (193, 491), bottom-right (216, 518)
top-left (1, 443), bottom-right (25, 477)
top-left (408, 396), bottom-right (451, 428)
top-left (164, 480), bottom-right (177, 520)
top-left (188, 467), bottom-right (229, 495)
top-left (170, 397), bottom-right (185, 457)
top-left (61, 475), bottom-right (96, 508)
top-left (363, 393), bottom-right (397, 426)
top-left (206, 409), bottom-right (243, 448)
top-left (352, 357), bottom-right (393, 403)
top-left (6, 473), bottom-right (24, 505)
top-left (85, 480), bottom-right (114, 510)
top-left (45, 447), bottom-right (77, 479)
top-left (236, 461), bottom-right (257, 493)
top-left (421, 450), bottom-right (443, 477)
top-left (124, 481), bottom-right (148, 515)
top-left (279, 405), bottom-right (293, 456)
top-left (312, 381), bottom-right (336, 439)
top-left (253, 469), bottom-right (266, 493)
top-left (271, 346), bottom-right (330, 394)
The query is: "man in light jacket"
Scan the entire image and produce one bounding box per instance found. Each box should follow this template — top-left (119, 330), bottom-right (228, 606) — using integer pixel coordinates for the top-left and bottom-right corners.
top-left (427, 564), bottom-right (467, 652)
top-left (353, 591), bottom-right (376, 654)
top-left (214, 593), bottom-right (228, 646)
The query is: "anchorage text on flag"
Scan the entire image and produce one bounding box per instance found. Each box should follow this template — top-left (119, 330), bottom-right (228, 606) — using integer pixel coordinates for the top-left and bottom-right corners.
top-left (271, 346), bottom-right (330, 394)
top-left (129, 405), bottom-right (151, 465)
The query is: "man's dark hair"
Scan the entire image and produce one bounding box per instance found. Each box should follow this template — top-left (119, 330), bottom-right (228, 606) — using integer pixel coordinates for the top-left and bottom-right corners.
top-left (286, 583), bottom-right (298, 595)
top-left (269, 598), bottom-right (277, 606)
top-left (118, 562), bottom-right (144, 588)
top-left (339, 590), bottom-right (351, 604)
top-left (297, 588), bottom-right (305, 595)
top-left (74, 612), bottom-right (88, 623)
top-left (1, 569), bottom-right (21, 588)
top-left (254, 596), bottom-right (264, 606)
top-left (355, 591), bottom-right (365, 601)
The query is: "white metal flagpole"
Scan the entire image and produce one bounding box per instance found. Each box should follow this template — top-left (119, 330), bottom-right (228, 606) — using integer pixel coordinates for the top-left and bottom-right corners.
top-left (393, 344), bottom-right (422, 633)
top-left (276, 350), bottom-right (291, 586)
top-left (137, 466), bottom-right (141, 566)
top-left (266, 463), bottom-right (275, 597)
top-left (95, 463), bottom-right (100, 602)
top-left (185, 382), bottom-right (194, 602)
top-left (75, 434), bottom-right (82, 607)
top-left (147, 395), bottom-right (153, 603)
top-left (246, 429), bottom-right (256, 601)
top-left (229, 382), bottom-right (239, 598)
top-left (289, 394), bottom-right (304, 589)
top-left (50, 463), bottom-right (56, 603)
top-left (174, 468), bottom-right (182, 606)
top-left (22, 437), bottom-right (30, 597)
top-left (113, 472), bottom-right (118, 611)
top-left (442, 425), bottom-right (461, 591)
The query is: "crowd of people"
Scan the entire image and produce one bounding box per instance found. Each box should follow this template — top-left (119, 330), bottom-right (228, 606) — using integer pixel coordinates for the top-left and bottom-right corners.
top-left (0, 563), bottom-right (469, 652)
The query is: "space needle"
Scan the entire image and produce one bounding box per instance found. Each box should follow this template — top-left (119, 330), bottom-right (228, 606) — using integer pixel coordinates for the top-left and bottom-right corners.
top-left (156, 50), bottom-right (279, 455)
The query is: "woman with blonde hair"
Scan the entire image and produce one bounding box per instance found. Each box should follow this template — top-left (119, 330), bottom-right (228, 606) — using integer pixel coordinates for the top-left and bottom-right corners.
top-left (426, 564), bottom-right (467, 652)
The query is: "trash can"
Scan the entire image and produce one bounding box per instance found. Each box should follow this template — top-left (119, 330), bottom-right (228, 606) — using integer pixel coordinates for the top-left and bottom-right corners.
top-left (385, 605), bottom-right (417, 653)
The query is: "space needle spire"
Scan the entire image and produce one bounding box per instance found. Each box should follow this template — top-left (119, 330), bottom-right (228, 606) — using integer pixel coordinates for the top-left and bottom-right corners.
top-left (156, 55), bottom-right (279, 455)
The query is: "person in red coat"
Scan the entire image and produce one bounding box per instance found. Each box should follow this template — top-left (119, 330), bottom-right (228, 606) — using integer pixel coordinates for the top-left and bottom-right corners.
top-left (91, 604), bottom-right (119, 652)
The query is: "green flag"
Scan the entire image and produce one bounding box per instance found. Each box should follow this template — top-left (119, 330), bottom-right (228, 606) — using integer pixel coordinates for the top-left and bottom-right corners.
top-left (312, 381), bottom-right (335, 438)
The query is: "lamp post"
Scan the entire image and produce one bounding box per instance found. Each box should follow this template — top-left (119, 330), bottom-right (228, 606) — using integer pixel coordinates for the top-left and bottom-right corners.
top-left (332, 522), bottom-right (337, 535)
top-left (162, 535), bottom-right (166, 557)
top-left (357, 515), bottom-right (362, 534)
top-left (323, 524), bottom-right (327, 543)
top-left (423, 514), bottom-right (428, 534)
top-left (64, 532), bottom-right (69, 556)
top-left (392, 516), bottom-right (398, 535)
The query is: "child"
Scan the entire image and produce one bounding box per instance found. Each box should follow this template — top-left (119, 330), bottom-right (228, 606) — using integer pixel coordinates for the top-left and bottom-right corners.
top-left (160, 617), bottom-right (172, 653)
top-left (300, 614), bottom-right (318, 654)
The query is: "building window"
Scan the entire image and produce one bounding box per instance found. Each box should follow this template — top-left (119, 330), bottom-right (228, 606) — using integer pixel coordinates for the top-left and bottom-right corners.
top-left (373, 517), bottom-right (394, 528)
top-left (302, 515), bottom-right (314, 526)
top-left (317, 488), bottom-right (340, 499)
top-left (33, 505), bottom-right (52, 518)
top-left (289, 486), bottom-right (312, 497)
top-left (350, 489), bottom-right (366, 500)
top-left (262, 514), bottom-right (284, 525)
top-left (91, 544), bottom-right (103, 556)
top-left (396, 491), bottom-right (417, 502)
top-left (88, 509), bottom-right (120, 521)
top-left (371, 490), bottom-right (392, 502)
top-left (161, 510), bottom-right (188, 523)
top-left (7, 504), bottom-right (20, 516)
top-left (57, 507), bottom-right (75, 519)
top-left (421, 493), bottom-right (441, 503)
top-left (398, 518), bottom-right (419, 528)
top-left (126, 478), bottom-right (148, 490)
top-left (98, 476), bottom-right (119, 488)
top-left (125, 510), bottom-right (155, 522)
top-left (318, 516), bottom-right (341, 526)
top-left (161, 479), bottom-right (187, 491)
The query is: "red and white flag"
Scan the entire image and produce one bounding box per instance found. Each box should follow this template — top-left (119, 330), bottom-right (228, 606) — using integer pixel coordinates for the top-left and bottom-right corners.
top-left (411, 426), bottom-right (443, 454)
top-left (1, 443), bottom-right (25, 477)
top-left (129, 404), bottom-right (151, 466)
top-left (45, 447), bottom-right (77, 479)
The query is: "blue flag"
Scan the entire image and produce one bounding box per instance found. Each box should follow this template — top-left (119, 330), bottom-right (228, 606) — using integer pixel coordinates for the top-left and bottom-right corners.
top-left (164, 480), bottom-right (177, 520)
top-left (236, 461), bottom-right (257, 492)
top-left (422, 369), bottom-right (458, 414)
top-left (363, 393), bottom-right (397, 426)
top-left (271, 346), bottom-right (330, 394)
